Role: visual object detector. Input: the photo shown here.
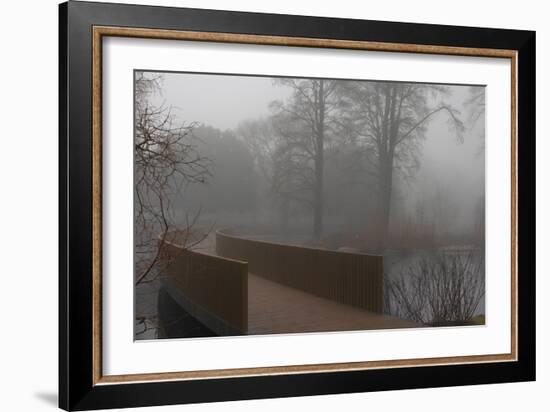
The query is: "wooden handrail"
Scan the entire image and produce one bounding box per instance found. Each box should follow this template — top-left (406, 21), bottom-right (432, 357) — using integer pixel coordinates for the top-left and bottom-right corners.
top-left (162, 240), bottom-right (249, 335)
top-left (216, 230), bottom-right (384, 313)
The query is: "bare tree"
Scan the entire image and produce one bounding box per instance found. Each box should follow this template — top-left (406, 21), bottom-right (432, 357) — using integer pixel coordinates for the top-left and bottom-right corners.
top-left (465, 86), bottom-right (485, 126)
top-left (134, 72), bottom-right (210, 287)
top-left (338, 82), bottom-right (465, 250)
top-left (237, 118), bottom-right (276, 183)
top-left (385, 252), bottom-right (485, 325)
top-left (270, 79), bottom-right (340, 240)
top-left (465, 86), bottom-right (486, 155)
top-left (237, 115), bottom-right (315, 230)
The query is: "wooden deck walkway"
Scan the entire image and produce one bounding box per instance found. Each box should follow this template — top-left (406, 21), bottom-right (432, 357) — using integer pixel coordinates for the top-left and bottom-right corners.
top-left (247, 273), bottom-right (416, 335)
top-left (164, 233), bottom-right (418, 336)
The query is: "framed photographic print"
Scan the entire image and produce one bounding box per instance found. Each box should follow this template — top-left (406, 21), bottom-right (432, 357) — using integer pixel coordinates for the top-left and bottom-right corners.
top-left (59, 1), bottom-right (535, 410)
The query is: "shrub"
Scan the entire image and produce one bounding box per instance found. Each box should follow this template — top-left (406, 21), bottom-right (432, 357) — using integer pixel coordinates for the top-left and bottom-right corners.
top-left (385, 252), bottom-right (485, 325)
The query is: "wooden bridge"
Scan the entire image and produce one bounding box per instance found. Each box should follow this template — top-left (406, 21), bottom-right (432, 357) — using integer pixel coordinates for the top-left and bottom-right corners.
top-left (161, 230), bottom-right (416, 337)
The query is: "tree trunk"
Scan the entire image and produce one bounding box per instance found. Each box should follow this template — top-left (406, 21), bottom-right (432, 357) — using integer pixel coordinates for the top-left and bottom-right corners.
top-left (313, 148), bottom-right (324, 240)
top-left (375, 85), bottom-right (396, 252)
top-left (377, 151), bottom-right (394, 252)
top-left (312, 80), bottom-right (325, 241)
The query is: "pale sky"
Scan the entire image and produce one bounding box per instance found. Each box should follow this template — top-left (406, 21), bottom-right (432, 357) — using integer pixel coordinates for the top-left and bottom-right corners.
top-left (152, 72), bottom-right (291, 130)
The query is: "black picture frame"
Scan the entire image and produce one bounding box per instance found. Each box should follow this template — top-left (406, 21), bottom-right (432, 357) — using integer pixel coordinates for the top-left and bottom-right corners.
top-left (59, 1), bottom-right (536, 410)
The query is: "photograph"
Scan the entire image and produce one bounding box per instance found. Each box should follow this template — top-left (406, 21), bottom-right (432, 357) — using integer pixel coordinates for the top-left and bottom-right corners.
top-left (134, 71), bottom-right (487, 340)
top-left (53, 1), bottom-right (536, 410)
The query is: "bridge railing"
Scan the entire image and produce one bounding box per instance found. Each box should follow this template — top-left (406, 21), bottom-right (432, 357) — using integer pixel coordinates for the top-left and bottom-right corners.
top-left (216, 230), bottom-right (384, 313)
top-left (161, 240), bottom-right (248, 335)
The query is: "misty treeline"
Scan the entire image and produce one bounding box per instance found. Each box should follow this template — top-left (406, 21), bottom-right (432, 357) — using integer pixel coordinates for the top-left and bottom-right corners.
top-left (185, 78), bottom-right (482, 252)
top-left (135, 73), bottom-right (485, 285)
top-left (238, 78), bottom-right (470, 251)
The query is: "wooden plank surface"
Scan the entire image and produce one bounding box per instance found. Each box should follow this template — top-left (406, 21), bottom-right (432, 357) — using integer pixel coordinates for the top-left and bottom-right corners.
top-left (247, 273), bottom-right (417, 335)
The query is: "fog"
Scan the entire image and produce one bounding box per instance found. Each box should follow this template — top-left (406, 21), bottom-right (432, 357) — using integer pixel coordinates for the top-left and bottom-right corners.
top-left (144, 71), bottom-right (484, 248)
